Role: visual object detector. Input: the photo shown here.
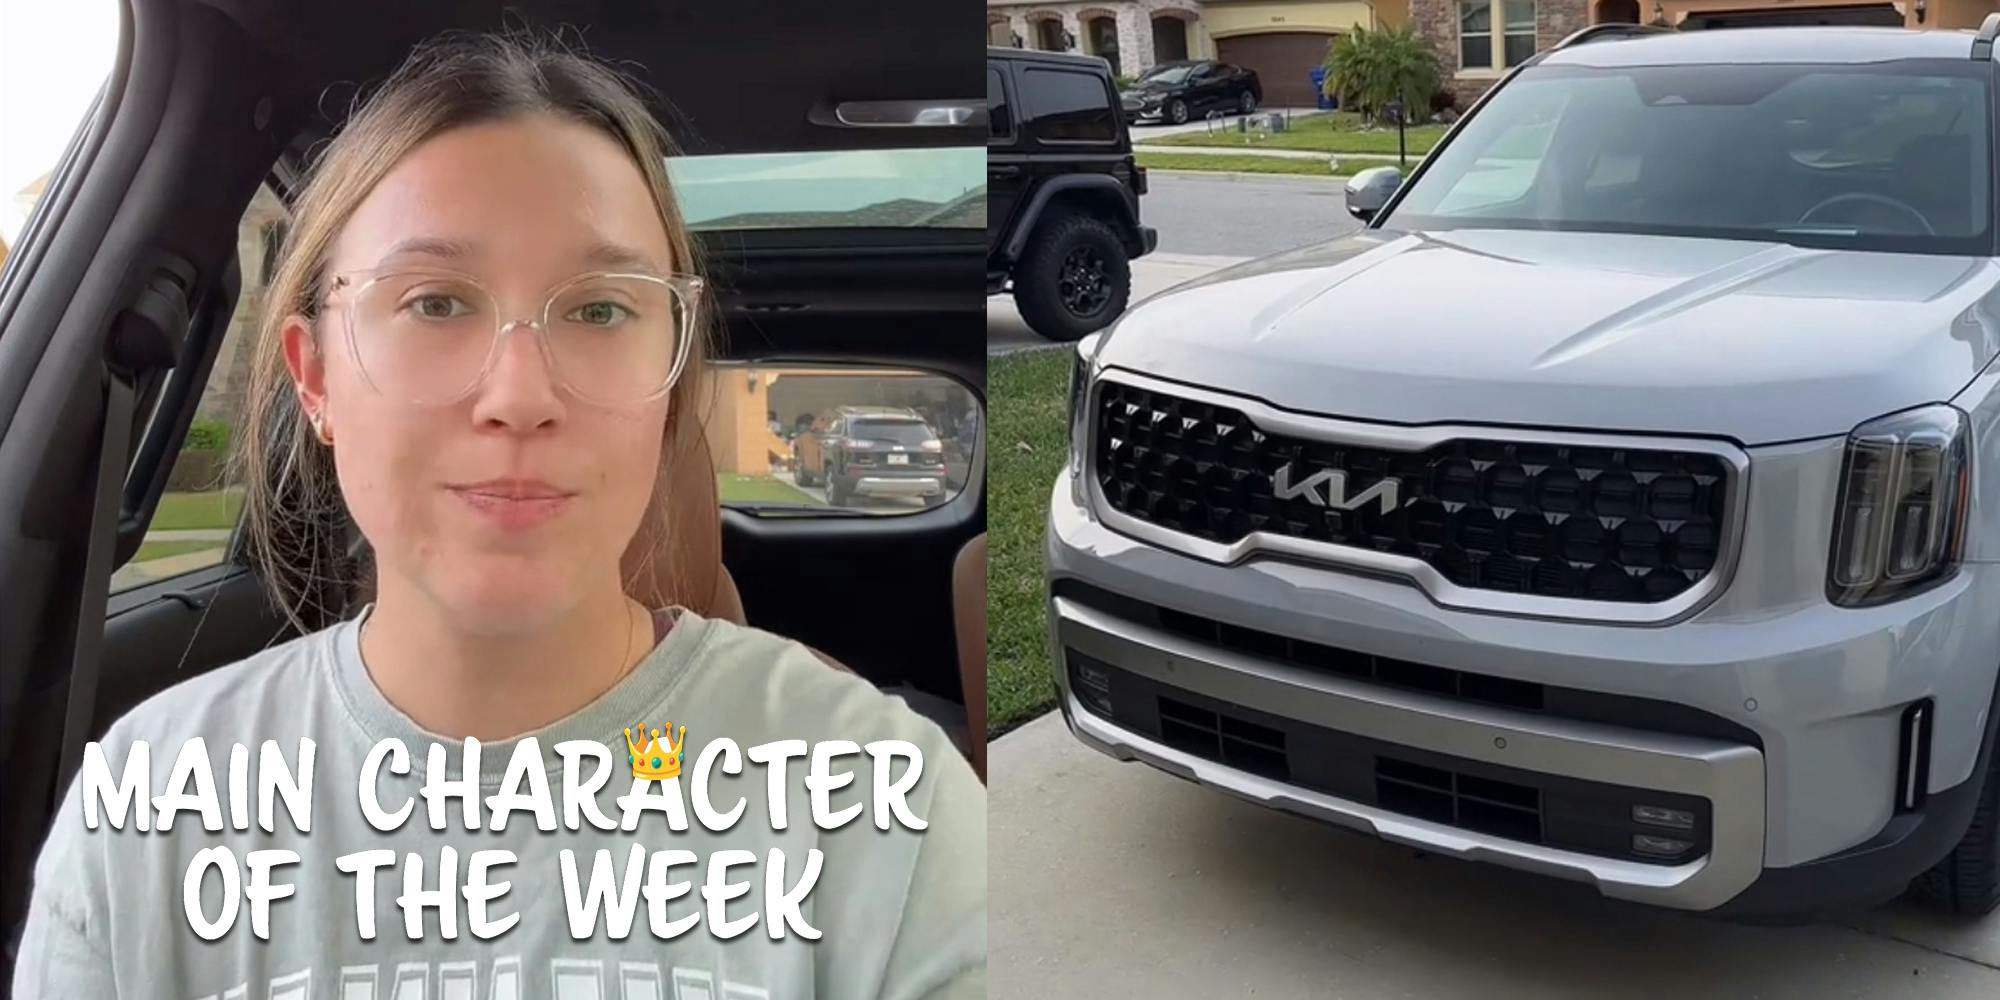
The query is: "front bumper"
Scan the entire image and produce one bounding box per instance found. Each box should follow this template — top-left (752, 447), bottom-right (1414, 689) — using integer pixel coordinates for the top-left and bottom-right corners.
top-left (1045, 464), bottom-right (2000, 914)
top-left (1052, 593), bottom-right (1767, 910)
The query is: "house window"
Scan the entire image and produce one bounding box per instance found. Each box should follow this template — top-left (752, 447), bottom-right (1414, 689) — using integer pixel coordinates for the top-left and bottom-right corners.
top-left (1505, 0), bottom-right (1538, 66)
top-left (1036, 19), bottom-right (1066, 50)
top-left (1459, 0), bottom-right (1492, 68)
top-left (1087, 16), bottom-right (1121, 73)
top-left (1460, 0), bottom-right (1537, 71)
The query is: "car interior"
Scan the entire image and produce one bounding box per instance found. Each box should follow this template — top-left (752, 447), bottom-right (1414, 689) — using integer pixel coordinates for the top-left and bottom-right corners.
top-left (0, 0), bottom-right (987, 979)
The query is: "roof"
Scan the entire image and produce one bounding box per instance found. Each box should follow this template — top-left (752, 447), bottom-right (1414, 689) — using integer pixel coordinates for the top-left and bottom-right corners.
top-left (1539, 26), bottom-right (1981, 68)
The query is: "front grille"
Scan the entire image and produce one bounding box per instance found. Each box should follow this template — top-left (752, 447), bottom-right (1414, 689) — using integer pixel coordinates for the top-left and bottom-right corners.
top-left (1092, 380), bottom-right (1732, 603)
top-left (1069, 653), bottom-right (1715, 865)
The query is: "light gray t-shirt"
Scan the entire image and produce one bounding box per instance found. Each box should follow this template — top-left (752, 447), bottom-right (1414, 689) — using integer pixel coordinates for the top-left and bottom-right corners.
top-left (13, 608), bottom-right (985, 999)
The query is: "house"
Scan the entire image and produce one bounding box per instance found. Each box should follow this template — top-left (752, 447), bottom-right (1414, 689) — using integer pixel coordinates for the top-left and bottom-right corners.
top-left (987, 0), bottom-right (1391, 107)
top-left (1419, 0), bottom-right (2000, 105)
top-left (994, 0), bottom-right (2000, 112)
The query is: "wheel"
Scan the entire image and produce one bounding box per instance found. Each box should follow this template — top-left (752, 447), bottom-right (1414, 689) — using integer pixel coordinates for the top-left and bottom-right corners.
top-left (828, 470), bottom-right (851, 506)
top-left (1912, 751), bottom-right (2000, 914)
top-left (1167, 98), bottom-right (1189, 125)
top-left (1238, 90), bottom-right (1257, 114)
top-left (1011, 213), bottom-right (1132, 342)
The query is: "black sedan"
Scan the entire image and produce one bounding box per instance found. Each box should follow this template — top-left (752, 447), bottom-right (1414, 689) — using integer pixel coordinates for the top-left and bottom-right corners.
top-left (1121, 60), bottom-right (1263, 126)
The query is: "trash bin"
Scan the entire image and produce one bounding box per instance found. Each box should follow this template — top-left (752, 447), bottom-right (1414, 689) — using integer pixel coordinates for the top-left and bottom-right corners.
top-left (1309, 67), bottom-right (1334, 110)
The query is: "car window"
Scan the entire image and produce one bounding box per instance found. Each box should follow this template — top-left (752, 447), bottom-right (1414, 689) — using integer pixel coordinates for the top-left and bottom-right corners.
top-left (667, 148), bottom-right (985, 230)
top-left (1139, 65), bottom-right (1194, 85)
top-left (0, 0), bottom-right (119, 280)
top-left (850, 418), bottom-right (935, 446)
top-left (702, 364), bottom-right (981, 515)
top-left (988, 66), bottom-right (1013, 140)
top-left (1389, 60), bottom-right (1993, 255)
top-left (111, 185), bottom-right (289, 592)
top-left (1022, 67), bottom-right (1117, 143)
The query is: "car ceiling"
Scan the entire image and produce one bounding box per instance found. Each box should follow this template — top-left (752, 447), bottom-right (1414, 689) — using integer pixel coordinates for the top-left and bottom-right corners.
top-left (189, 0), bottom-right (987, 370)
top-left (204, 0), bottom-right (986, 155)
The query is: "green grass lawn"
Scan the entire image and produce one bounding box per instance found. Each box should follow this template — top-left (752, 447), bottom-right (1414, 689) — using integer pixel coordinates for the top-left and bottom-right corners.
top-left (717, 474), bottom-right (820, 506)
top-left (134, 539), bottom-right (224, 563)
top-left (1149, 110), bottom-right (1447, 156)
top-left (1139, 152), bottom-right (1354, 177)
top-left (152, 489), bottom-right (245, 531)
top-left (987, 348), bottom-right (1073, 735)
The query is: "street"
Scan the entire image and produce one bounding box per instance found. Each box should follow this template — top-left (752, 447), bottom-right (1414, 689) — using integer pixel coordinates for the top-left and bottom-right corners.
top-left (988, 172), bottom-right (1357, 354)
top-left (1144, 170), bottom-right (1362, 257)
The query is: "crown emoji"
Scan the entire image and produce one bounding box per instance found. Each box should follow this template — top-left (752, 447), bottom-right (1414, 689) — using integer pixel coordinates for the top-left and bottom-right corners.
top-left (624, 723), bottom-right (687, 781)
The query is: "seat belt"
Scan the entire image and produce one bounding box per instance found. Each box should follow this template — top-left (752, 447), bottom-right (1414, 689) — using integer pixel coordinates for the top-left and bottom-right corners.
top-left (53, 371), bottom-right (134, 798)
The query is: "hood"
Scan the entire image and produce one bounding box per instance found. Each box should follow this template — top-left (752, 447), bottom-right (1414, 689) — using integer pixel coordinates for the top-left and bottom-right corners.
top-left (1097, 228), bottom-right (2000, 446)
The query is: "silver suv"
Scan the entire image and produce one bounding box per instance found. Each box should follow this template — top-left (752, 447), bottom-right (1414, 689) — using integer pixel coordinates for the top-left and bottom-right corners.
top-left (1045, 23), bottom-right (2000, 918)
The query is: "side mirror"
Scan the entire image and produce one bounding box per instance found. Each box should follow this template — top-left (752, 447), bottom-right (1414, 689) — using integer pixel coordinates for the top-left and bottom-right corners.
top-left (1345, 166), bottom-right (1403, 223)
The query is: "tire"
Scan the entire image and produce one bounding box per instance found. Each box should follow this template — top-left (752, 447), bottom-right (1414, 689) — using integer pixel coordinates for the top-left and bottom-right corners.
top-left (828, 471), bottom-right (851, 506)
top-left (1168, 98), bottom-right (1189, 125)
top-left (1238, 90), bottom-right (1257, 114)
top-left (1912, 751), bottom-right (2000, 915)
top-left (1011, 213), bottom-right (1132, 343)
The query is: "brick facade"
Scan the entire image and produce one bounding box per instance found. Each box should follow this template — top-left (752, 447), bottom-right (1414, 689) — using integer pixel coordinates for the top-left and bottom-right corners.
top-left (990, 0), bottom-right (1208, 77)
top-left (1412, 0), bottom-right (1587, 109)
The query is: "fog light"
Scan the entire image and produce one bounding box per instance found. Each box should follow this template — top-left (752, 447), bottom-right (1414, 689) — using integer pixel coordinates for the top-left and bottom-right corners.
top-left (1632, 834), bottom-right (1693, 857)
top-left (1632, 805), bottom-right (1695, 830)
top-left (1072, 656), bottom-right (1114, 718)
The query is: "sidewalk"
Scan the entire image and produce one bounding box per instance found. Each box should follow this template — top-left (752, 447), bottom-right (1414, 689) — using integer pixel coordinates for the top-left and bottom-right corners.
top-left (1136, 143), bottom-right (1410, 163)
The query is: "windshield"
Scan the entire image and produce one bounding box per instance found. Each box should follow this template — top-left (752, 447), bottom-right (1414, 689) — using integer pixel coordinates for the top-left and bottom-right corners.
top-left (851, 418), bottom-right (936, 445)
top-left (1136, 65), bottom-right (1195, 86)
top-left (667, 147), bottom-right (985, 230)
top-left (1384, 60), bottom-right (1992, 254)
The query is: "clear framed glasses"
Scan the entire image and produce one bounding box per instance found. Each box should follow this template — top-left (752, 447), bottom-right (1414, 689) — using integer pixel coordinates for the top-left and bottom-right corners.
top-left (322, 267), bottom-right (704, 406)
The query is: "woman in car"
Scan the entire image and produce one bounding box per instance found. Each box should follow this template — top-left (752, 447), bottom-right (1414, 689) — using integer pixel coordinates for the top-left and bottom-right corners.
top-left (14, 32), bottom-right (984, 1000)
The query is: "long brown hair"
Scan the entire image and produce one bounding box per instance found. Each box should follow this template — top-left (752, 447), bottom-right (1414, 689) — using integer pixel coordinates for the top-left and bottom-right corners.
top-left (231, 31), bottom-right (713, 634)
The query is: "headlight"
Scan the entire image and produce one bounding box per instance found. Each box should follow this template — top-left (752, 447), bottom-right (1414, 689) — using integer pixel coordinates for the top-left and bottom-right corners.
top-left (1828, 404), bottom-right (1971, 607)
top-left (1068, 332), bottom-right (1103, 510)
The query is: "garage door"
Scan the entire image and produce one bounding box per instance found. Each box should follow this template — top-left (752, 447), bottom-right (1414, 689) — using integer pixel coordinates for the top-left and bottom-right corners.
top-left (1216, 32), bottom-right (1338, 108)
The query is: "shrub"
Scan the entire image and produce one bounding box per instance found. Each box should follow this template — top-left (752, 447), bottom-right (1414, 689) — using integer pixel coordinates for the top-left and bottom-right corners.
top-left (186, 418), bottom-right (231, 451)
top-left (1323, 26), bottom-right (1442, 127)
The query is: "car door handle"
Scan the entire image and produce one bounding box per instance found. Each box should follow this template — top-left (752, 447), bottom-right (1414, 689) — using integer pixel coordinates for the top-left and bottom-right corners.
top-left (991, 165), bottom-right (1021, 178)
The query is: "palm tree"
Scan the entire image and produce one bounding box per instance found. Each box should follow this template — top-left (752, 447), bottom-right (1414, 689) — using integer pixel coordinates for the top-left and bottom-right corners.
top-left (1323, 26), bottom-right (1441, 128)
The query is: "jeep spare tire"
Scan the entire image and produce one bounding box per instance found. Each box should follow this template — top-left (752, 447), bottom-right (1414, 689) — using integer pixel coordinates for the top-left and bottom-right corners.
top-left (1014, 213), bottom-right (1132, 342)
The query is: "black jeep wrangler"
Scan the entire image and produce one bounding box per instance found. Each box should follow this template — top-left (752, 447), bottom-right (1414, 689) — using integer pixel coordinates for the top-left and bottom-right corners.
top-left (987, 47), bottom-right (1159, 342)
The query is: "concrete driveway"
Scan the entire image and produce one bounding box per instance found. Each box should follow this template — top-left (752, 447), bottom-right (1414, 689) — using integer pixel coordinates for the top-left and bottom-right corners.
top-left (992, 711), bottom-right (2000, 999)
top-left (988, 253), bottom-right (1249, 355)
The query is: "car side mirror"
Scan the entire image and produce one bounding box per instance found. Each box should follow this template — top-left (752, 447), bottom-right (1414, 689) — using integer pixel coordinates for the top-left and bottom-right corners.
top-left (1345, 166), bottom-right (1403, 223)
